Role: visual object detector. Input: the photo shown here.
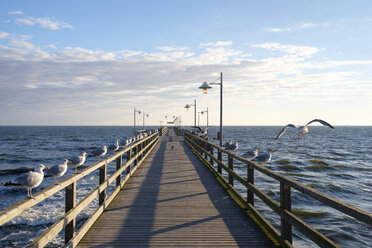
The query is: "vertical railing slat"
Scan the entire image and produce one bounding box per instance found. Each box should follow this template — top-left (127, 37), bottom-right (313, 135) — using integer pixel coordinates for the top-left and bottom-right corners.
top-left (280, 182), bottom-right (292, 243)
top-left (247, 165), bottom-right (254, 206)
top-left (99, 162), bottom-right (107, 205)
top-left (228, 154), bottom-right (233, 186)
top-left (65, 182), bottom-right (76, 244)
top-left (116, 155), bottom-right (122, 186)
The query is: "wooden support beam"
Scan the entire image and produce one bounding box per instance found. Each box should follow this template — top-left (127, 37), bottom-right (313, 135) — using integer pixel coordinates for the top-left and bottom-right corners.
top-left (65, 182), bottom-right (76, 244)
top-left (116, 155), bottom-right (122, 187)
top-left (247, 166), bottom-right (254, 206)
top-left (99, 163), bottom-right (107, 205)
top-left (228, 154), bottom-right (234, 186)
top-left (281, 182), bottom-right (292, 244)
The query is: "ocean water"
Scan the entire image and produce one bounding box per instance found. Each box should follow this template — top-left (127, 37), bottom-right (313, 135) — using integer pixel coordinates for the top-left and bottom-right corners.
top-left (0, 126), bottom-right (371, 247)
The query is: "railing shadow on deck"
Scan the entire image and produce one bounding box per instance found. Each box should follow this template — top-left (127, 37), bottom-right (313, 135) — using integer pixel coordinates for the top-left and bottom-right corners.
top-left (180, 140), bottom-right (276, 248)
top-left (84, 139), bottom-right (168, 247)
top-left (0, 127), bottom-right (168, 248)
top-left (178, 128), bottom-right (372, 248)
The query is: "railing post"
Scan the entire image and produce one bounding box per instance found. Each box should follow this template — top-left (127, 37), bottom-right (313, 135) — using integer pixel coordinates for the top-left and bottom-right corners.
top-left (65, 182), bottom-right (76, 244)
top-left (228, 154), bottom-right (233, 186)
top-left (134, 145), bottom-right (138, 167)
top-left (210, 146), bottom-right (214, 166)
top-left (280, 182), bottom-right (292, 243)
top-left (116, 155), bottom-right (122, 186)
top-left (99, 162), bottom-right (107, 205)
top-left (126, 149), bottom-right (131, 174)
top-left (204, 142), bottom-right (208, 160)
top-left (247, 165), bottom-right (254, 206)
top-left (217, 149), bottom-right (222, 174)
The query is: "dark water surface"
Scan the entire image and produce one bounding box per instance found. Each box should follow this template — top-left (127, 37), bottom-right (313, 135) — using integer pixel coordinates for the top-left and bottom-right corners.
top-left (0, 126), bottom-right (371, 247)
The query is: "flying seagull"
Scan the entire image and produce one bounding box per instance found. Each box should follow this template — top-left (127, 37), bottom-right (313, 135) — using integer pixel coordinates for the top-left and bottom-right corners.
top-left (4, 164), bottom-right (48, 199)
top-left (275, 119), bottom-right (334, 140)
top-left (44, 159), bottom-right (69, 185)
top-left (68, 151), bottom-right (88, 174)
top-left (252, 149), bottom-right (275, 165)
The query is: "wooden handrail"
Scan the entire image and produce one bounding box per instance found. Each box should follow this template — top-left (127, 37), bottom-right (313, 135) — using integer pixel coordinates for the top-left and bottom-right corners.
top-left (182, 129), bottom-right (372, 248)
top-left (0, 131), bottom-right (160, 248)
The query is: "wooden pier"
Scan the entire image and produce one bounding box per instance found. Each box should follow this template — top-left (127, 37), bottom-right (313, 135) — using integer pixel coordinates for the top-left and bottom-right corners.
top-left (1, 127), bottom-right (371, 248)
top-left (77, 128), bottom-right (274, 247)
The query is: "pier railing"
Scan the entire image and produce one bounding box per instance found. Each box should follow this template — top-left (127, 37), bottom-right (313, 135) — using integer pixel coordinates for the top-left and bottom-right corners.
top-left (0, 128), bottom-right (166, 248)
top-left (181, 129), bottom-right (372, 248)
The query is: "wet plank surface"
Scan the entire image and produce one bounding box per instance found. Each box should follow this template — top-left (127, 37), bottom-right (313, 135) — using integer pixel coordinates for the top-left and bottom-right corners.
top-left (77, 128), bottom-right (275, 247)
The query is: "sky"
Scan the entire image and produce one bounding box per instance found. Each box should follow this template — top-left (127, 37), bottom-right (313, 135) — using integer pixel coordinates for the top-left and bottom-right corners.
top-left (1, 0), bottom-right (372, 126)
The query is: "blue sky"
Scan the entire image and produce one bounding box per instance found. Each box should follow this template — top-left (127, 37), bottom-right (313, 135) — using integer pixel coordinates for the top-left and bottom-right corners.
top-left (1, 0), bottom-right (372, 125)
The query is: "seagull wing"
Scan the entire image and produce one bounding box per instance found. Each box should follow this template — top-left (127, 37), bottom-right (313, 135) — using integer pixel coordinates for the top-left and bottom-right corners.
top-left (275, 124), bottom-right (297, 140)
top-left (305, 119), bottom-right (334, 129)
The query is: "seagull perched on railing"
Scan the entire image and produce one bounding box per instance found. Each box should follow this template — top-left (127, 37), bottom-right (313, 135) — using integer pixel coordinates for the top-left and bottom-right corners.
top-left (90, 145), bottom-right (107, 159)
top-left (108, 139), bottom-right (120, 152)
top-left (68, 151), bottom-right (88, 174)
top-left (243, 147), bottom-right (259, 160)
top-left (223, 140), bottom-right (232, 149)
top-left (252, 149), bottom-right (275, 165)
top-left (275, 119), bottom-right (334, 140)
top-left (4, 164), bottom-right (48, 199)
top-left (44, 159), bottom-right (69, 185)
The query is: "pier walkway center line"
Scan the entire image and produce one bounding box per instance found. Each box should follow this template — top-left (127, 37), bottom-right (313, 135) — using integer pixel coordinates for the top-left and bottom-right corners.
top-left (77, 128), bottom-right (274, 247)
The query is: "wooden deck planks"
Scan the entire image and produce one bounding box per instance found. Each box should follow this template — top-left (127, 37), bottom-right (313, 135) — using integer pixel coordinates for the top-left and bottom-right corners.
top-left (77, 129), bottom-right (275, 247)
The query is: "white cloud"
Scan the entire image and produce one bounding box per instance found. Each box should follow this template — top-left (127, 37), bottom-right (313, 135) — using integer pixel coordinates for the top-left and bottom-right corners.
top-left (199, 41), bottom-right (232, 47)
top-left (300, 22), bottom-right (318, 28)
top-left (16, 17), bottom-right (73, 30)
top-left (157, 46), bottom-right (188, 51)
top-left (251, 43), bottom-right (320, 57)
top-left (0, 41), bottom-right (371, 125)
top-left (9, 11), bottom-right (23, 15)
top-left (266, 27), bottom-right (292, 32)
top-left (0, 32), bottom-right (9, 39)
top-left (9, 39), bottom-right (34, 49)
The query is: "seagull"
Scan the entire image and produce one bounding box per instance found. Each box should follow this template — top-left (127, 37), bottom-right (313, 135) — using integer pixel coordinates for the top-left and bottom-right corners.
top-left (226, 141), bottom-right (239, 151)
top-left (252, 149), bottom-right (275, 165)
top-left (108, 139), bottom-right (120, 152)
top-left (4, 164), bottom-right (48, 199)
top-left (44, 159), bottom-right (69, 185)
top-left (68, 151), bottom-right (88, 174)
top-left (90, 145), bottom-right (107, 158)
top-left (275, 119), bottom-right (334, 140)
top-left (223, 140), bottom-right (232, 149)
top-left (243, 147), bottom-right (259, 160)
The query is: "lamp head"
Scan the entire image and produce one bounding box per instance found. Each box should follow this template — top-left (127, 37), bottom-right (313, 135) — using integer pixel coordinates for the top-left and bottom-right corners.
top-left (184, 104), bottom-right (190, 110)
top-left (199, 82), bottom-right (212, 94)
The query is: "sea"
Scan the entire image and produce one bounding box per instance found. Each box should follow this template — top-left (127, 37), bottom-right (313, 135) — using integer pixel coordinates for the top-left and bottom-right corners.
top-left (0, 126), bottom-right (371, 247)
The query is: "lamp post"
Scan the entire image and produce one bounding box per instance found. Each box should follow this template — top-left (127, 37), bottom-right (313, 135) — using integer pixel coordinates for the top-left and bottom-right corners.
top-left (199, 72), bottom-right (223, 147)
top-left (143, 112), bottom-right (149, 129)
top-left (184, 99), bottom-right (197, 127)
top-left (200, 108), bottom-right (209, 128)
top-left (134, 108), bottom-right (141, 135)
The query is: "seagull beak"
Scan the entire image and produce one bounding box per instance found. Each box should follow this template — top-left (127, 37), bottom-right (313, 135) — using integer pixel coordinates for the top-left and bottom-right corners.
top-left (45, 166), bottom-right (50, 170)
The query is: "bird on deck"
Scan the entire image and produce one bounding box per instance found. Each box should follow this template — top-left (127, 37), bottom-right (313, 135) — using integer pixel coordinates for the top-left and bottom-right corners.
top-left (108, 139), bottom-right (120, 152)
top-left (90, 145), bottom-right (107, 159)
top-left (68, 151), bottom-right (88, 174)
top-left (243, 147), bottom-right (259, 160)
top-left (4, 164), bottom-right (48, 199)
top-left (44, 159), bottom-right (69, 185)
top-left (275, 119), bottom-right (334, 140)
top-left (252, 149), bottom-right (275, 165)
